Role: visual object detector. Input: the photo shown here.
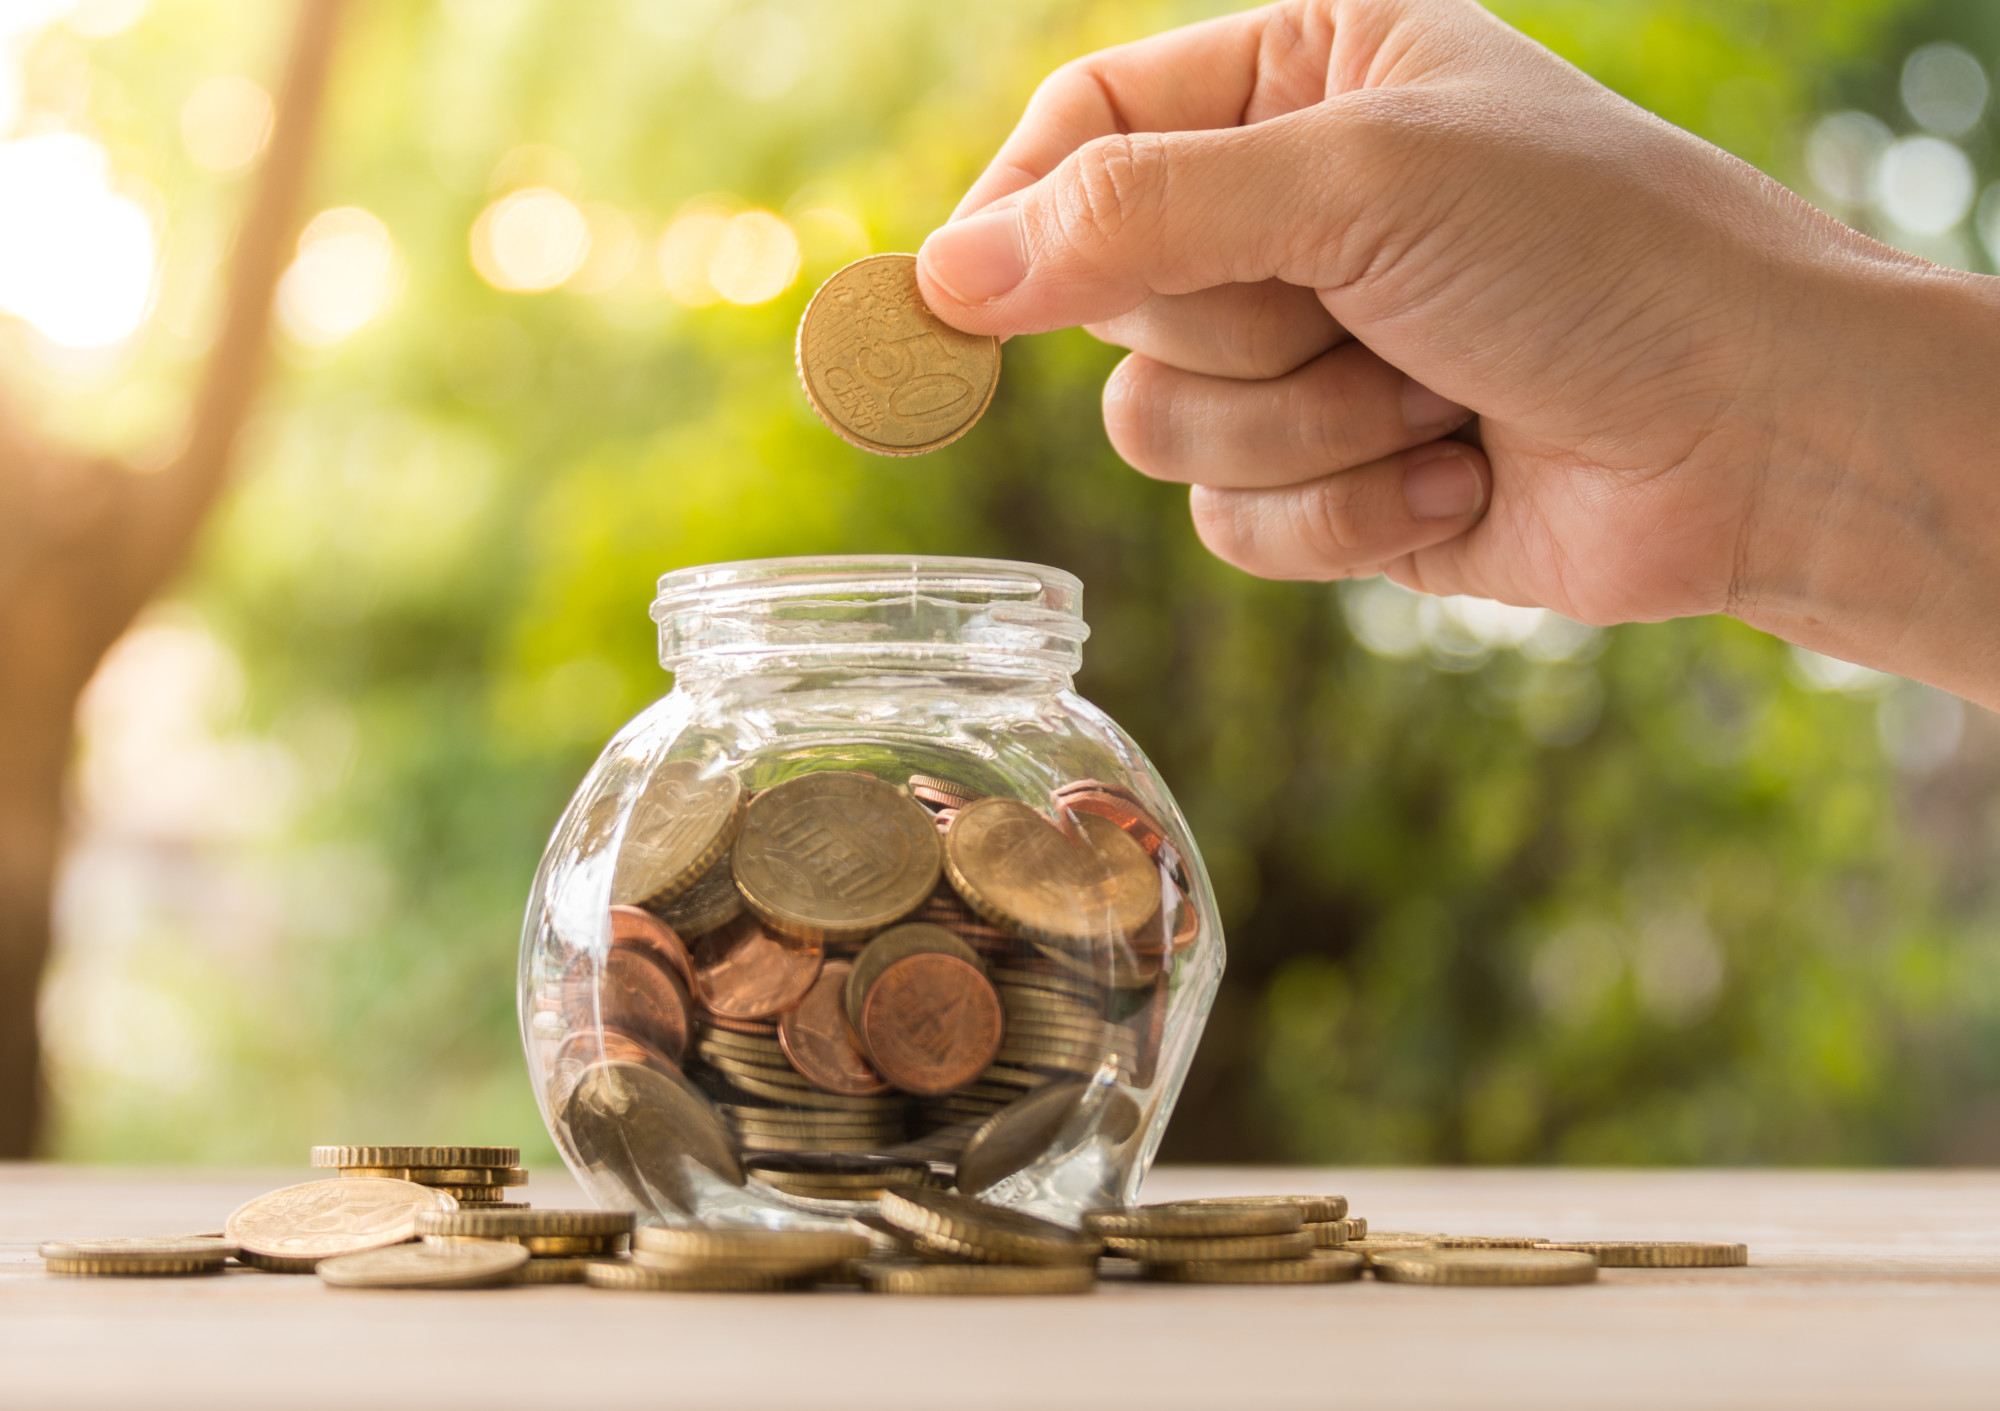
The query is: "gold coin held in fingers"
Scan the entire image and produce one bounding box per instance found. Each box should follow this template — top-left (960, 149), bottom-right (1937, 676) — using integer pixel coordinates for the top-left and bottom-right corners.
top-left (796, 254), bottom-right (1000, 455)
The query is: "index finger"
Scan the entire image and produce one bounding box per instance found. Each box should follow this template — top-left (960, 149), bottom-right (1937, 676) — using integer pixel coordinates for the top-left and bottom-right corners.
top-left (952, 2), bottom-right (1335, 219)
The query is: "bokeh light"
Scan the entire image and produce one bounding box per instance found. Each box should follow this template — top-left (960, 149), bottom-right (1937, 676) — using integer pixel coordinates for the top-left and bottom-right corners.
top-left (179, 75), bottom-right (272, 173)
top-left (656, 204), bottom-right (731, 306)
top-left (708, 209), bottom-right (799, 305)
top-left (568, 203), bottom-right (639, 294)
top-left (1901, 43), bottom-right (1989, 138)
top-left (276, 206), bottom-right (399, 346)
top-left (1805, 111), bottom-right (1892, 207)
top-left (0, 132), bottom-right (155, 348)
top-left (469, 186), bottom-right (590, 293)
top-left (1874, 135), bottom-right (1976, 235)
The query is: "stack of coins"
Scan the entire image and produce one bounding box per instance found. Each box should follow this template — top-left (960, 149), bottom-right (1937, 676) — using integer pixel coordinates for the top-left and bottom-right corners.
top-left (311, 1146), bottom-right (528, 1207)
top-left (854, 1188), bottom-right (1101, 1296)
top-left (416, 1208), bottom-right (633, 1284)
top-left (1085, 1201), bottom-right (1365, 1285)
top-left (39, 1237), bottom-right (234, 1277)
top-left (593, 1225), bottom-right (872, 1292)
top-left (545, 760), bottom-right (1201, 1204)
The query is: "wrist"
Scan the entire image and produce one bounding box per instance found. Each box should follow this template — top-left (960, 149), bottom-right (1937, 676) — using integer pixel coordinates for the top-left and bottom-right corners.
top-left (1731, 256), bottom-right (2000, 707)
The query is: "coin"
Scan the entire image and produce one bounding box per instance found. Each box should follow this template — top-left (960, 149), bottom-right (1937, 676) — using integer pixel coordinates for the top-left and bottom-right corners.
top-left (778, 959), bottom-right (891, 1096)
top-left (416, 1209), bottom-right (633, 1238)
top-left (795, 253), bottom-right (1001, 455)
top-left (609, 904), bottom-right (695, 988)
top-left (1126, 970), bottom-right (1170, 1088)
top-left (1533, 1241), bottom-right (1748, 1268)
top-left (955, 1083), bottom-right (1140, 1196)
top-left (340, 1167), bottom-right (531, 1187)
top-left (1370, 1248), bottom-right (1599, 1286)
top-left (226, 1178), bottom-right (456, 1262)
top-left (40, 1236), bottom-right (234, 1277)
top-left (319, 1239), bottom-right (528, 1289)
top-left (586, 1259), bottom-right (803, 1293)
top-left (633, 1226), bottom-right (868, 1269)
top-left (1144, 1250), bottom-right (1366, 1285)
top-left (562, 1058), bottom-right (743, 1202)
top-left (1084, 1203), bottom-right (1303, 1239)
top-left (1098, 1230), bottom-right (1316, 1263)
top-left (879, 1188), bottom-right (1101, 1266)
top-left (945, 799), bottom-right (1160, 945)
top-left (311, 1146), bottom-right (518, 1169)
top-left (611, 763), bottom-right (746, 907)
top-left (859, 952), bottom-right (1005, 1096)
top-left (515, 1256), bottom-right (601, 1284)
top-left (1430, 1235), bottom-right (1547, 1249)
top-left (732, 772), bottom-right (942, 943)
top-left (691, 912), bottom-right (822, 1021)
top-left (649, 859), bottom-right (745, 940)
top-left (1053, 783), bottom-right (1173, 862)
top-left (551, 1026), bottom-right (680, 1107)
top-left (845, 923), bottom-right (981, 1029)
top-left (858, 1258), bottom-right (1096, 1296)
top-left (908, 774), bottom-right (983, 809)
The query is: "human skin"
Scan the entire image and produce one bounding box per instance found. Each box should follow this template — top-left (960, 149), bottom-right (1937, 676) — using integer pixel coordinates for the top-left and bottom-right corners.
top-left (915, 0), bottom-right (2000, 710)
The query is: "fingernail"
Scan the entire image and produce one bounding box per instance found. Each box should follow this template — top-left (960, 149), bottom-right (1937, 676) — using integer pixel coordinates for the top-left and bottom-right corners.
top-left (919, 210), bottom-right (1029, 305)
top-left (1403, 446), bottom-right (1484, 520)
top-left (1401, 377), bottom-right (1471, 432)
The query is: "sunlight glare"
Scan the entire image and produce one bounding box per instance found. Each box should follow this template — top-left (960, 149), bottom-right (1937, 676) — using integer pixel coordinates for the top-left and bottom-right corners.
top-left (277, 206), bottom-right (399, 346)
top-left (0, 132), bottom-right (155, 347)
top-left (470, 186), bottom-right (590, 292)
top-left (180, 75), bottom-right (272, 173)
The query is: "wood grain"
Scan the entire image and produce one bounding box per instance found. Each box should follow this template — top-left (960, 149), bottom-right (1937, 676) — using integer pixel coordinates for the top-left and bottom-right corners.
top-left (4, 1164), bottom-right (1997, 1410)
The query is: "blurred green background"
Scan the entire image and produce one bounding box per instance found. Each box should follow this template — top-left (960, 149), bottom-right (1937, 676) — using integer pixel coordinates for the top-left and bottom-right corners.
top-left (12, 0), bottom-right (2000, 1166)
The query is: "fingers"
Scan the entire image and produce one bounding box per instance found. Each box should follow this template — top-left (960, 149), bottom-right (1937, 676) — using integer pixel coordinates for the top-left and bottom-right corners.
top-left (951, 5), bottom-right (1336, 218)
top-left (1188, 441), bottom-right (1492, 581)
top-left (1105, 346), bottom-right (1474, 488)
top-left (1085, 280), bottom-right (1345, 380)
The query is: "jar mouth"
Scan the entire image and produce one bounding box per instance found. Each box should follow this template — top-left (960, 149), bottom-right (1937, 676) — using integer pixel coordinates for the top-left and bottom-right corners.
top-left (651, 555), bottom-right (1089, 678)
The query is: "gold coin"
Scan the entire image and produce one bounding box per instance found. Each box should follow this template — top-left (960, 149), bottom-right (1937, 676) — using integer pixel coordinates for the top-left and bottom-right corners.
top-left (226, 1178), bottom-right (456, 1262)
top-left (610, 762), bottom-right (746, 909)
top-left (1085, 1203), bottom-right (1302, 1240)
top-left (319, 1239), bottom-right (528, 1289)
top-left (859, 1258), bottom-right (1095, 1296)
top-left (844, 923), bottom-right (982, 1029)
top-left (652, 858), bottom-right (745, 938)
top-left (945, 799), bottom-right (1160, 946)
top-left (417, 1208), bottom-right (632, 1239)
top-left (1308, 1221), bottom-right (1349, 1248)
top-left (1370, 1248), bottom-right (1598, 1286)
top-left (235, 1250), bottom-right (324, 1274)
top-left (586, 1259), bottom-right (803, 1293)
top-left (41, 1236), bottom-right (235, 1278)
top-left (563, 1059), bottom-right (744, 1205)
top-left (311, 1146), bottom-right (518, 1169)
top-left (1144, 1250), bottom-right (1366, 1285)
top-left (340, 1167), bottom-right (530, 1186)
top-left (1099, 1230), bottom-right (1316, 1263)
top-left (433, 1185), bottom-right (509, 1204)
top-left (1430, 1235), bottom-right (1546, 1249)
top-left (514, 1255), bottom-right (601, 1284)
top-left (795, 253), bottom-right (1000, 456)
top-left (1178, 1194), bottom-right (1348, 1224)
top-left (878, 1188), bottom-right (1101, 1266)
top-left (1534, 1241), bottom-right (1748, 1268)
top-left (732, 772), bottom-right (942, 943)
top-left (633, 1226), bottom-right (869, 1267)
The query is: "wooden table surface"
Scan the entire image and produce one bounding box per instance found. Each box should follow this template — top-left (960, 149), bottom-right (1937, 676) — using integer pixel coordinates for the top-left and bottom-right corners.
top-left (4, 1163), bottom-right (1997, 1410)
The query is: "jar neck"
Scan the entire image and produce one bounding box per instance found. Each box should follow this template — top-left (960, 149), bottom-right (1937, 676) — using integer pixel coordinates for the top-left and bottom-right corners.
top-left (670, 650), bottom-right (1074, 698)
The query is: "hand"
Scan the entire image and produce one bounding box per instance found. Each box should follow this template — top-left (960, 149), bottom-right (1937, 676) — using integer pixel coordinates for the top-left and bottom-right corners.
top-left (915, 0), bottom-right (2000, 703)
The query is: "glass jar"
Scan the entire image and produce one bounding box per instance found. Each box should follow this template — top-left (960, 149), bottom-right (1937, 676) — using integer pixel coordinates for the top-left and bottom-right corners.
top-left (519, 556), bottom-right (1223, 1227)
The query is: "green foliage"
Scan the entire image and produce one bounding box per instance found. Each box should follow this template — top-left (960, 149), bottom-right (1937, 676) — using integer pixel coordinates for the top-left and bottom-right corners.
top-left (39, 0), bottom-right (2000, 1165)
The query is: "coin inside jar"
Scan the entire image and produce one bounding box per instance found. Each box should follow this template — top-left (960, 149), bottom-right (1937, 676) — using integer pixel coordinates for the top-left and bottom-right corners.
top-left (609, 904), bottom-right (695, 987)
top-left (611, 762), bottom-right (745, 907)
top-left (731, 772), bottom-right (942, 943)
top-left (945, 798), bottom-right (1160, 946)
top-left (563, 947), bottom-right (693, 1064)
top-left (692, 912), bottom-right (822, 1021)
top-left (857, 951), bottom-right (1004, 1097)
top-left (795, 254), bottom-right (1001, 456)
top-left (778, 959), bottom-right (890, 1097)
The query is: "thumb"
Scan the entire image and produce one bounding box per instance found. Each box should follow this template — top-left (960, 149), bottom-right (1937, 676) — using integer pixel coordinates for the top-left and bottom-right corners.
top-left (916, 109), bottom-right (1365, 338)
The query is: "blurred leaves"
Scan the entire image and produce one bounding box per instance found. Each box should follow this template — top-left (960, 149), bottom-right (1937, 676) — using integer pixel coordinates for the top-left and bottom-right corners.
top-left (29, 0), bottom-right (2000, 1165)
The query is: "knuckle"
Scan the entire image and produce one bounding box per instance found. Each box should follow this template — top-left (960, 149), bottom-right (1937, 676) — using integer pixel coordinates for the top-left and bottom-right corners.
top-left (1298, 477), bottom-right (1369, 562)
top-left (1055, 133), bottom-right (1171, 258)
top-left (1290, 359), bottom-right (1368, 470)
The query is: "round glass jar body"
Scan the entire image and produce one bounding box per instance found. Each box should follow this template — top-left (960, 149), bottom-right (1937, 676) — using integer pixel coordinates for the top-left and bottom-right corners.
top-left (519, 556), bottom-right (1223, 1227)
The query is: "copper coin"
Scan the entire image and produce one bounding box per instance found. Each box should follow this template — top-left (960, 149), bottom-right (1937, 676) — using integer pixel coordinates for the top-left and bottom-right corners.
top-left (582, 946), bottom-right (694, 1063)
top-left (779, 960), bottom-right (891, 1097)
top-left (1055, 784), bottom-right (1170, 858)
top-left (945, 799), bottom-right (1160, 945)
top-left (795, 253), bottom-right (1001, 456)
top-left (846, 923), bottom-right (982, 1030)
top-left (909, 774), bottom-right (982, 809)
top-left (858, 952), bottom-right (1004, 1097)
top-left (704, 1013), bottom-right (780, 1038)
top-left (692, 912), bottom-right (822, 1020)
top-left (732, 772), bottom-right (942, 943)
top-left (610, 762), bottom-right (745, 907)
top-left (551, 1025), bottom-right (679, 1106)
top-left (608, 905), bottom-right (694, 987)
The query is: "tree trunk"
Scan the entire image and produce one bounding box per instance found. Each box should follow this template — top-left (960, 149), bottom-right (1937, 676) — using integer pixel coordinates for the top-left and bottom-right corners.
top-left (0, 0), bottom-right (346, 1156)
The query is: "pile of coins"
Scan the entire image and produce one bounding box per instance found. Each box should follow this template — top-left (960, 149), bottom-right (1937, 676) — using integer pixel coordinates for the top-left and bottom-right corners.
top-left (40, 1165), bottom-right (1749, 1295)
top-left (539, 761), bottom-right (1197, 1205)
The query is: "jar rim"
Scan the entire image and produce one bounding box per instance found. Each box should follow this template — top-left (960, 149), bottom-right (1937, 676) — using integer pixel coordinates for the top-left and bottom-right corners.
top-left (650, 554), bottom-right (1089, 677)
